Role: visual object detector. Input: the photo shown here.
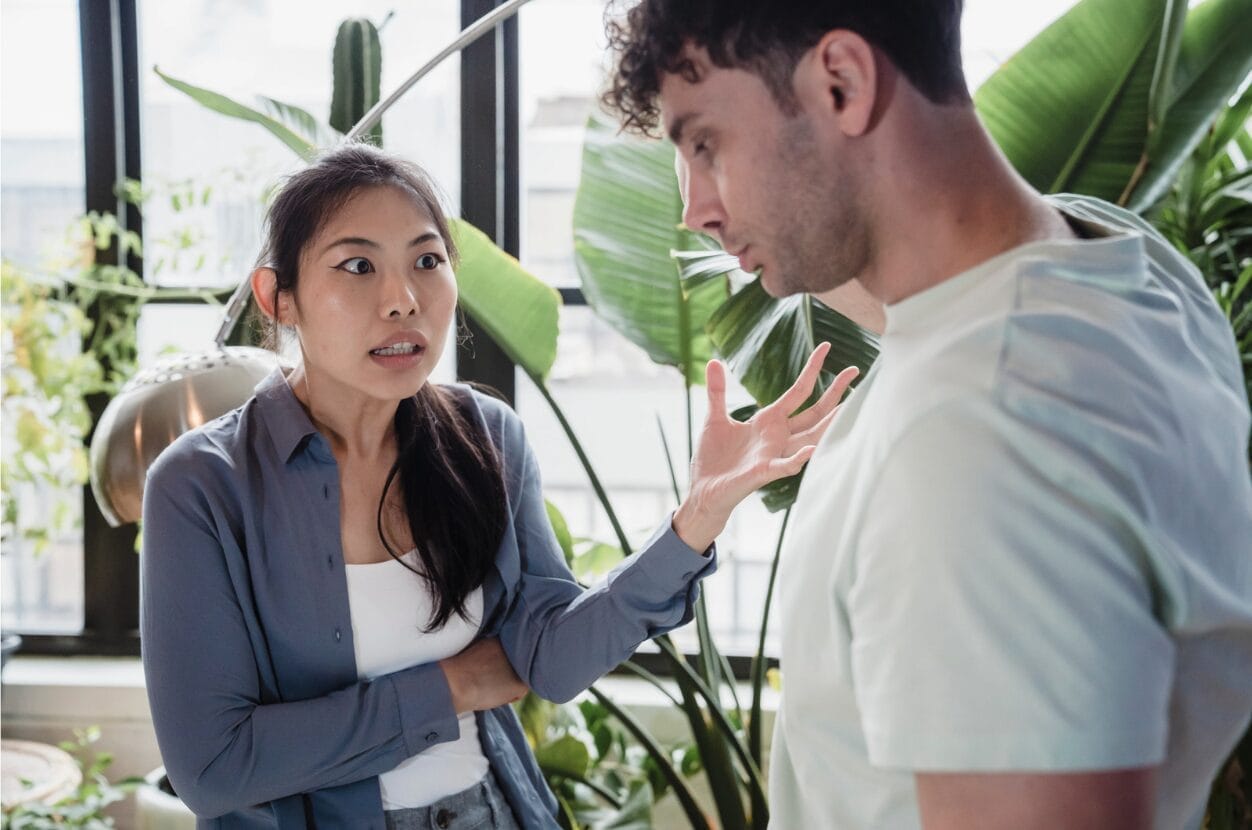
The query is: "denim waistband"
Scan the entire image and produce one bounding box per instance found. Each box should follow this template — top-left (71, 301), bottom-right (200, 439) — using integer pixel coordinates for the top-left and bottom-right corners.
top-left (382, 770), bottom-right (519, 830)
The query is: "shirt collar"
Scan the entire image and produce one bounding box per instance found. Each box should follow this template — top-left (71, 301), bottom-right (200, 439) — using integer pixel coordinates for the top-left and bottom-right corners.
top-left (882, 199), bottom-right (1146, 336)
top-left (253, 368), bottom-right (323, 464)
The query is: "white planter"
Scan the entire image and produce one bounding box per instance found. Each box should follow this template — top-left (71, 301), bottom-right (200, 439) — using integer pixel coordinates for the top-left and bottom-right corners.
top-left (135, 767), bottom-right (196, 830)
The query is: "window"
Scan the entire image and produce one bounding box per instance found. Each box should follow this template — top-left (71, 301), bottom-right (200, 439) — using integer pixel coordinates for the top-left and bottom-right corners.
top-left (137, 0), bottom-right (461, 382)
top-left (4, 0), bottom-right (1082, 657)
top-left (1, 0), bottom-right (87, 635)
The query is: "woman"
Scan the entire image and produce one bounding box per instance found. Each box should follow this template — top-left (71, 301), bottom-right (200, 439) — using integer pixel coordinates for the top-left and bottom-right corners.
top-left (141, 143), bottom-right (856, 829)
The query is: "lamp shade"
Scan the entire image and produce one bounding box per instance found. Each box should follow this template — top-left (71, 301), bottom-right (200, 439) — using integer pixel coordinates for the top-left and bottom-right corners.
top-left (89, 347), bottom-right (279, 526)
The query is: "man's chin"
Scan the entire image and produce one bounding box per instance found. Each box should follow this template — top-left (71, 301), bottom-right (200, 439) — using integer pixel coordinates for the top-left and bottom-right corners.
top-left (758, 266), bottom-right (805, 298)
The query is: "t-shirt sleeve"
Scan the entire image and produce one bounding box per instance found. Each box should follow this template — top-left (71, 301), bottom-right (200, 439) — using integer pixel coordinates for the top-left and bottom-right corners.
top-left (848, 400), bottom-right (1175, 772)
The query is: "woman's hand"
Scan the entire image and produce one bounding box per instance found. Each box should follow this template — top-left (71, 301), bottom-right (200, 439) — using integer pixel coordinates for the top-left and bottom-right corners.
top-left (672, 342), bottom-right (859, 552)
top-left (440, 638), bottom-right (528, 714)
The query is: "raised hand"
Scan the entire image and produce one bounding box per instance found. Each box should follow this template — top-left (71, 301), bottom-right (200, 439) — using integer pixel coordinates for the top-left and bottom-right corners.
top-left (672, 342), bottom-right (859, 552)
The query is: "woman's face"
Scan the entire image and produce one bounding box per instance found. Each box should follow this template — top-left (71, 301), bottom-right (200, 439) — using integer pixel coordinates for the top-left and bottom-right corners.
top-left (283, 184), bottom-right (458, 407)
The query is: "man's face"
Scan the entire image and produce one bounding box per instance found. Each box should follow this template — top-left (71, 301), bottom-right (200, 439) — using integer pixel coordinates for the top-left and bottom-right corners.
top-left (659, 48), bottom-right (870, 297)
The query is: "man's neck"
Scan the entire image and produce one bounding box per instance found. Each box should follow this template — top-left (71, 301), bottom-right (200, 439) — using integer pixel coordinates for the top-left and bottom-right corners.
top-left (859, 107), bottom-right (1076, 307)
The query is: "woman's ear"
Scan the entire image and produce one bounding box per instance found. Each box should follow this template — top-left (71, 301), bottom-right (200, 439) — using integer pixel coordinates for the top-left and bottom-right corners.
top-left (250, 267), bottom-right (289, 324)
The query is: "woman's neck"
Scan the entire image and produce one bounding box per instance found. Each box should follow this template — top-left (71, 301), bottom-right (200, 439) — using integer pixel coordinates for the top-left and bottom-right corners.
top-left (285, 365), bottom-right (398, 461)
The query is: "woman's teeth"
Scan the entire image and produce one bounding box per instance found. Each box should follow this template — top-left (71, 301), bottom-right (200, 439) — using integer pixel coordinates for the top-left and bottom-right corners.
top-left (371, 343), bottom-right (420, 356)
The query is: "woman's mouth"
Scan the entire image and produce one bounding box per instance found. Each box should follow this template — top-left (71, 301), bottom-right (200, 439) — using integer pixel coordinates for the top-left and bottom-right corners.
top-left (368, 342), bottom-right (425, 367)
top-left (370, 342), bottom-right (421, 357)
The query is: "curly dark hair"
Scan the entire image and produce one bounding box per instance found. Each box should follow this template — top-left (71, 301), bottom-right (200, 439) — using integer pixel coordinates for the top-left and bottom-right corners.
top-left (603, 0), bottom-right (969, 135)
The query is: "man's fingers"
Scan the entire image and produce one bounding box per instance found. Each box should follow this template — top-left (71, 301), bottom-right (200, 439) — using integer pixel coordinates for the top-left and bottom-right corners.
top-left (769, 342), bottom-right (832, 416)
top-left (789, 364), bottom-right (859, 433)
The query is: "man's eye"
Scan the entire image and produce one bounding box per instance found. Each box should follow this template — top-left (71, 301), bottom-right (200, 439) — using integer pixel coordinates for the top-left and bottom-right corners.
top-left (417, 252), bottom-right (444, 270)
top-left (336, 257), bottom-right (373, 275)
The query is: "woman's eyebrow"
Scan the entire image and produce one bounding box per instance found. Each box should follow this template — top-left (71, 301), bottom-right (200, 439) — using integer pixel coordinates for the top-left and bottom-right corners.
top-left (408, 232), bottom-right (441, 247)
top-left (319, 232), bottom-right (441, 255)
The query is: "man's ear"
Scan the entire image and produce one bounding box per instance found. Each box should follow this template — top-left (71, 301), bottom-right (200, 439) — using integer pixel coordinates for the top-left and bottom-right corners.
top-left (250, 267), bottom-right (290, 324)
top-left (801, 29), bottom-right (879, 138)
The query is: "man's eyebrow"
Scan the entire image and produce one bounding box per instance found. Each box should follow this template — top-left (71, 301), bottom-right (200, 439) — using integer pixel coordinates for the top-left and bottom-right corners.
top-left (667, 113), bottom-right (695, 146)
top-left (320, 232), bottom-right (441, 255)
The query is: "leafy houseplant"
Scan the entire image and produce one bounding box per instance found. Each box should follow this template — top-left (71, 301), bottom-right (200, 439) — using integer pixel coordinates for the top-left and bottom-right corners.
top-left (0, 727), bottom-right (143, 830)
top-left (1, 205), bottom-right (234, 554)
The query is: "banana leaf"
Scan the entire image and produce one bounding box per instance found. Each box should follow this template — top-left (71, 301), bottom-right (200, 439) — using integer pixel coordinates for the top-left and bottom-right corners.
top-left (687, 251), bottom-right (880, 406)
top-left (154, 67), bottom-right (318, 159)
top-left (573, 112), bottom-right (728, 386)
top-left (974, 0), bottom-right (1252, 210)
top-left (974, 0), bottom-right (1168, 200)
top-left (258, 96), bottom-right (343, 151)
top-left (451, 218), bottom-right (560, 382)
top-left (1129, 0), bottom-right (1252, 211)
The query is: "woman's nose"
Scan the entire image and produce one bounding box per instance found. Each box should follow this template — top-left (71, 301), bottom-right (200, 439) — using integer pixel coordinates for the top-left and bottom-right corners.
top-left (381, 269), bottom-right (418, 318)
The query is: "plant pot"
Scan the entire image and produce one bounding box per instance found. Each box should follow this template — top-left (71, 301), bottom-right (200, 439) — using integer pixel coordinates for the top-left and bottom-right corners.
top-left (135, 767), bottom-right (196, 830)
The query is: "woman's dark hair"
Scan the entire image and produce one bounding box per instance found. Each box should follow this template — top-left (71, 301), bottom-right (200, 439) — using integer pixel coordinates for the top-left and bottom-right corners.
top-left (256, 142), bottom-right (507, 629)
top-left (604, 0), bottom-right (969, 136)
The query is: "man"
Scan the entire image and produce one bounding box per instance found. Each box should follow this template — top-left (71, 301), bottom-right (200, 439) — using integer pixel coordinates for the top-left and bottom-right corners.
top-left (604, 2), bottom-right (1252, 828)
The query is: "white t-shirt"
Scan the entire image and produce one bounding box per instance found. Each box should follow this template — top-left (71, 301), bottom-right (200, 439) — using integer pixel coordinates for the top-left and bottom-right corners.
top-left (345, 550), bottom-right (489, 809)
top-left (768, 195), bottom-right (1252, 829)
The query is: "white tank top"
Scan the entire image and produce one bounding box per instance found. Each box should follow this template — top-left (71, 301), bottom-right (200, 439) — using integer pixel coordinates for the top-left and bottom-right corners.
top-left (345, 550), bottom-right (489, 809)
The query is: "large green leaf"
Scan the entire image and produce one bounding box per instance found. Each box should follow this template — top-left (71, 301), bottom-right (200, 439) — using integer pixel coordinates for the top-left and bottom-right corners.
top-left (1128, 0), bottom-right (1252, 211)
top-left (974, 0), bottom-right (1168, 200)
top-left (686, 250), bottom-right (879, 512)
top-left (153, 67), bottom-right (317, 159)
top-left (451, 219), bottom-right (560, 382)
top-left (573, 113), bottom-right (728, 386)
top-left (535, 735), bottom-right (591, 780)
top-left (257, 96), bottom-right (342, 151)
top-left (694, 252), bottom-right (880, 407)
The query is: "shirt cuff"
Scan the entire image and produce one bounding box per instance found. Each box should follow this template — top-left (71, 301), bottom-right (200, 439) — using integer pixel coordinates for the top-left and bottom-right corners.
top-left (388, 661), bottom-right (462, 757)
top-left (632, 512), bottom-right (719, 595)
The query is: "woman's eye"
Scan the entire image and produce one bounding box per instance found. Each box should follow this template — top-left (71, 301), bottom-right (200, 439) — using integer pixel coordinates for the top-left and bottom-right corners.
top-left (336, 257), bottom-right (373, 275)
top-left (417, 252), bottom-right (444, 270)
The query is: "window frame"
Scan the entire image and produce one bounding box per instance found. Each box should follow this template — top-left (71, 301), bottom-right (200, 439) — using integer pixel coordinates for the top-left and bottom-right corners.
top-left (16, 0), bottom-right (766, 678)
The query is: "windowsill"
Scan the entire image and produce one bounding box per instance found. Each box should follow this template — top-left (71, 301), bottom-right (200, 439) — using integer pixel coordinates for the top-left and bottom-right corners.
top-left (2, 656), bottom-right (151, 719)
top-left (0, 654), bottom-right (779, 719)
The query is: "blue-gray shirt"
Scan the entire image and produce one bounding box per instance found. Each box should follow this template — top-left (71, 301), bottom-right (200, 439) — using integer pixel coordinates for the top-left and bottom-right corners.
top-left (140, 370), bottom-right (717, 829)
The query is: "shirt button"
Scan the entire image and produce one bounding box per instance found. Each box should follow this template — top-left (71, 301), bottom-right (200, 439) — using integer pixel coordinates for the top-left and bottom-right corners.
top-left (327, 555), bottom-right (334, 569)
top-left (434, 808), bottom-right (454, 828)
top-left (322, 484), bottom-right (330, 499)
top-left (334, 628), bottom-right (341, 642)
top-left (425, 731), bottom-right (439, 743)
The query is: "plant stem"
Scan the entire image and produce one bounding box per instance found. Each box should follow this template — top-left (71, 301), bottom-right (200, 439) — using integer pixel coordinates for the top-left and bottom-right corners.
top-left (530, 374), bottom-right (633, 556)
top-left (549, 773), bottom-right (623, 808)
top-left (750, 508), bottom-right (791, 769)
top-left (589, 685), bottom-right (711, 830)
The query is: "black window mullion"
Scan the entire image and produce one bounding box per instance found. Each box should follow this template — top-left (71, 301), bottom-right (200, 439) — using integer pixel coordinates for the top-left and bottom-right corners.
top-left (80, 0), bottom-right (142, 655)
top-left (457, 0), bottom-right (520, 403)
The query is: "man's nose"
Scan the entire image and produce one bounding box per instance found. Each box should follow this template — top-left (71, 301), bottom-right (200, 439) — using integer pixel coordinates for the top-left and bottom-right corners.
top-left (677, 156), bottom-right (724, 239)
